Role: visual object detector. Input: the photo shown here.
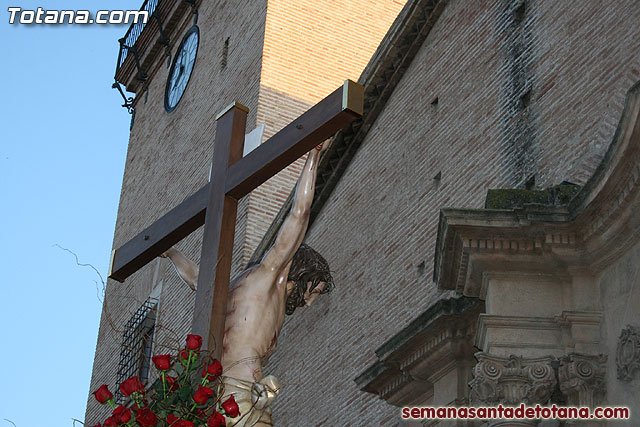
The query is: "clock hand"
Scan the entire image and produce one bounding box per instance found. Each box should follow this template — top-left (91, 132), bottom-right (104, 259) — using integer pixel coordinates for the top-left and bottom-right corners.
top-left (178, 54), bottom-right (186, 77)
top-left (172, 56), bottom-right (186, 89)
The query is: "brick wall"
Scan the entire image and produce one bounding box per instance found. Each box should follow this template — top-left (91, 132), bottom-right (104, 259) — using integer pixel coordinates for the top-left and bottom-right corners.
top-left (527, 0), bottom-right (640, 187)
top-left (266, 0), bottom-right (640, 425)
top-left (85, 0), bottom-right (404, 423)
top-left (242, 0), bottom-right (407, 276)
top-left (87, 0), bottom-right (640, 424)
top-left (85, 0), bottom-right (267, 422)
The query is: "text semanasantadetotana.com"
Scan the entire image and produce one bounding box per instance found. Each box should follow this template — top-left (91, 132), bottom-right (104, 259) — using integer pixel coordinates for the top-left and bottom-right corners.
top-left (402, 404), bottom-right (630, 420)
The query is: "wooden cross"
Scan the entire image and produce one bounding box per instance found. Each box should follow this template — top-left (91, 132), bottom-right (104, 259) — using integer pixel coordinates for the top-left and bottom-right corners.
top-left (108, 80), bottom-right (363, 359)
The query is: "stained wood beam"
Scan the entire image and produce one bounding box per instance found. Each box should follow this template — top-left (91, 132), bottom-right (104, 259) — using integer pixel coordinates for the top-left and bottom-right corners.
top-left (108, 185), bottom-right (208, 282)
top-left (192, 103), bottom-right (246, 356)
top-left (108, 80), bottom-right (363, 283)
top-left (226, 82), bottom-right (362, 199)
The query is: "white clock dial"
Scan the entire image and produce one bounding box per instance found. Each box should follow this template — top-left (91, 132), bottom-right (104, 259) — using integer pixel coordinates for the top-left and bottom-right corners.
top-left (165, 26), bottom-right (199, 113)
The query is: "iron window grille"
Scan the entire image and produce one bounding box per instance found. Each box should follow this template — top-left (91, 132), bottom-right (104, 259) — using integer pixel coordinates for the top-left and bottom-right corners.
top-left (115, 296), bottom-right (159, 403)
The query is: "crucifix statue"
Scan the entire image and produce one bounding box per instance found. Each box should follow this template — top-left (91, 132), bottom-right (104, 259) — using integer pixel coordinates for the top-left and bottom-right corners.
top-left (108, 80), bottom-right (363, 426)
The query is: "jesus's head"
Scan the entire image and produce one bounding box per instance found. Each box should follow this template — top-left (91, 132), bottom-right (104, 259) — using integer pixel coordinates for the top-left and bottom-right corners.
top-left (285, 243), bottom-right (334, 315)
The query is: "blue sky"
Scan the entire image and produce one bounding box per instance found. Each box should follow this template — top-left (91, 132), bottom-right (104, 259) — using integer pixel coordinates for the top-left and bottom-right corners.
top-left (1, 2), bottom-right (137, 425)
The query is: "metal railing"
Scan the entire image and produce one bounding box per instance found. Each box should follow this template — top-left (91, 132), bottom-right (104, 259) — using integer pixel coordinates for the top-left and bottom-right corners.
top-left (115, 0), bottom-right (160, 75)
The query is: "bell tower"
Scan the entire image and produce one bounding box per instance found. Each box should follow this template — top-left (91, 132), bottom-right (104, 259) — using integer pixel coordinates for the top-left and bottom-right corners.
top-left (87, 0), bottom-right (405, 422)
top-left (111, 0), bottom-right (406, 275)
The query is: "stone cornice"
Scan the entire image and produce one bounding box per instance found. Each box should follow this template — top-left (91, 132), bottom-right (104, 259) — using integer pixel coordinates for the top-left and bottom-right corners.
top-left (435, 80), bottom-right (640, 293)
top-left (475, 311), bottom-right (603, 355)
top-left (249, 0), bottom-right (448, 265)
top-left (354, 296), bottom-right (482, 406)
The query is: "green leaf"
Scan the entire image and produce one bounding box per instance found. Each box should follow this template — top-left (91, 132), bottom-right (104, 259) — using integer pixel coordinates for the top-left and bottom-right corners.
top-left (152, 379), bottom-right (163, 393)
top-left (178, 385), bottom-right (192, 402)
top-left (174, 363), bottom-right (184, 375)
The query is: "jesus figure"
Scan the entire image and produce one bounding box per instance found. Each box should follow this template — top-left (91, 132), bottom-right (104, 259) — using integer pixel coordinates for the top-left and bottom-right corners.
top-left (160, 143), bottom-right (334, 426)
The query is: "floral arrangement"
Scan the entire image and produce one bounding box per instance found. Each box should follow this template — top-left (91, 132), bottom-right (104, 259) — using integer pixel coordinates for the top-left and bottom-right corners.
top-left (91, 334), bottom-right (239, 427)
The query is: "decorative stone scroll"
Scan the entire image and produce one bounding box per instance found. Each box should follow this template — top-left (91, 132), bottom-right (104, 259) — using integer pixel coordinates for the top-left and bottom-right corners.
top-left (558, 353), bottom-right (607, 408)
top-left (469, 353), bottom-right (557, 406)
top-left (616, 325), bottom-right (640, 382)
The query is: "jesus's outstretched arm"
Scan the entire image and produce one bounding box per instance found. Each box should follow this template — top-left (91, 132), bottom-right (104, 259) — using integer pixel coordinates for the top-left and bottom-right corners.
top-left (260, 143), bottom-right (327, 275)
top-left (161, 247), bottom-right (199, 291)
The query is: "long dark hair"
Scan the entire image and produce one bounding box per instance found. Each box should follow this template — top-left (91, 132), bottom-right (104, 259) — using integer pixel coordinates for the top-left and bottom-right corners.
top-left (285, 244), bottom-right (334, 315)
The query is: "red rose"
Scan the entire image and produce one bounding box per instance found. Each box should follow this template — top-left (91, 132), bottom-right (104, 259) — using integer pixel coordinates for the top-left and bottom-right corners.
top-left (167, 418), bottom-right (192, 427)
top-left (93, 384), bottom-right (113, 404)
top-left (186, 334), bottom-right (203, 350)
top-left (135, 407), bottom-right (158, 427)
top-left (193, 385), bottom-right (214, 405)
top-left (120, 376), bottom-right (144, 396)
top-left (103, 416), bottom-right (117, 427)
top-left (152, 354), bottom-right (172, 371)
top-left (180, 348), bottom-right (200, 359)
top-left (222, 395), bottom-right (240, 418)
top-left (166, 375), bottom-right (179, 392)
top-left (202, 359), bottom-right (223, 380)
top-left (113, 405), bottom-right (132, 424)
top-left (207, 411), bottom-right (226, 427)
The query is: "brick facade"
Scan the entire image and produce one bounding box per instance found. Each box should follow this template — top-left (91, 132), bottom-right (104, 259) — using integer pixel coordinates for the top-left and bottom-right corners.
top-left (244, 0), bottom-right (407, 277)
top-left (266, 0), bottom-right (640, 425)
top-left (86, 0), bottom-right (640, 425)
top-left (85, 0), bottom-right (403, 424)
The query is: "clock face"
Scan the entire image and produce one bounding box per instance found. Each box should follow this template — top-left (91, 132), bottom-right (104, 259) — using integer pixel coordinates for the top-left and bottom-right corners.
top-left (165, 26), bottom-right (199, 113)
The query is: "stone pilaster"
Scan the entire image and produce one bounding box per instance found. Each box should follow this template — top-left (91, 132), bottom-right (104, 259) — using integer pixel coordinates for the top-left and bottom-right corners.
top-left (558, 353), bottom-right (606, 407)
top-left (470, 353), bottom-right (557, 427)
top-left (558, 353), bottom-right (607, 426)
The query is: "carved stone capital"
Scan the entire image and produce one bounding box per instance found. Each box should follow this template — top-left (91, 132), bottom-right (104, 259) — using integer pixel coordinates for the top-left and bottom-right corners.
top-left (616, 325), bottom-right (640, 382)
top-left (558, 353), bottom-right (607, 407)
top-left (469, 353), bottom-right (557, 406)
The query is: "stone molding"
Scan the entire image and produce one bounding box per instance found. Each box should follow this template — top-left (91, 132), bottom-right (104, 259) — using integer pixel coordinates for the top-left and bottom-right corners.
top-left (555, 311), bottom-right (603, 354)
top-left (558, 353), bottom-right (607, 408)
top-left (616, 325), bottom-right (640, 382)
top-left (475, 310), bottom-right (603, 359)
top-left (475, 314), bottom-right (563, 355)
top-left (469, 353), bottom-right (557, 406)
top-left (434, 81), bottom-right (640, 293)
top-left (378, 371), bottom-right (416, 403)
top-left (355, 297), bottom-right (481, 407)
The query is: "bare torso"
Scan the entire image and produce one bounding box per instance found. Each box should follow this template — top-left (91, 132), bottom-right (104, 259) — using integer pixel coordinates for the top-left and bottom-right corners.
top-left (163, 146), bottom-right (326, 383)
top-left (220, 263), bottom-right (291, 383)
